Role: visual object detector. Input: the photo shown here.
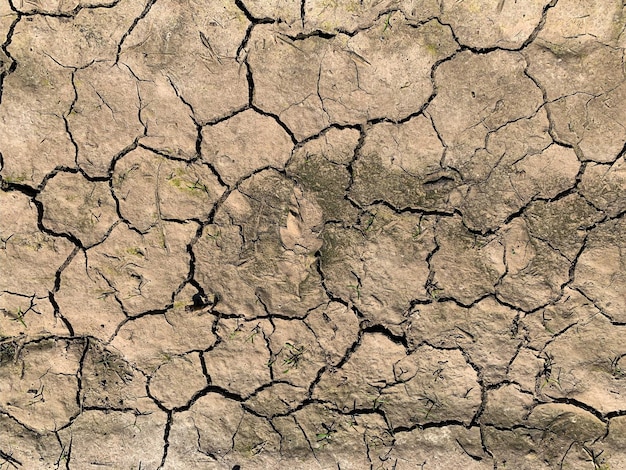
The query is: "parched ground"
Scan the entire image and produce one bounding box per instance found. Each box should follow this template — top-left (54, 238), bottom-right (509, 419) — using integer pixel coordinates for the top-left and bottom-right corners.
top-left (1, 0), bottom-right (626, 468)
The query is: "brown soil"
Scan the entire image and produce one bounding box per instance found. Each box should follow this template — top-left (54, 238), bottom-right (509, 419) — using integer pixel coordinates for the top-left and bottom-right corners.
top-left (1, 0), bottom-right (626, 469)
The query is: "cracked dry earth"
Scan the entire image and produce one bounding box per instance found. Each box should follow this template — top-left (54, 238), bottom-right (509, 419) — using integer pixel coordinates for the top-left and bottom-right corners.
top-left (1, 1), bottom-right (626, 470)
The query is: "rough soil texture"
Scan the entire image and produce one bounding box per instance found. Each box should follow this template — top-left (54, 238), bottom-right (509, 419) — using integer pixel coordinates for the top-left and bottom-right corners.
top-left (0, 0), bottom-right (626, 469)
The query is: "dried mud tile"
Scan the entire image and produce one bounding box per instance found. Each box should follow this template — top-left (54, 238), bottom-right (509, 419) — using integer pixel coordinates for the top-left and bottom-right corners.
top-left (321, 209), bottom-right (436, 330)
top-left (297, 126), bottom-right (360, 166)
top-left (161, 458), bottom-right (224, 470)
top-left (508, 425), bottom-right (611, 470)
top-left (319, 16), bottom-right (458, 124)
top-left (304, 0), bottom-right (441, 35)
top-left (0, 1), bottom-right (16, 40)
top-left (525, 0), bottom-right (626, 117)
top-left (230, 412), bottom-right (282, 466)
top-left (365, 116), bottom-right (444, 178)
top-left (545, 93), bottom-right (593, 153)
top-left (13, 0), bottom-right (118, 15)
top-left (461, 144), bottom-right (580, 233)
top-left (290, 403), bottom-right (375, 469)
top-left (388, 426), bottom-right (491, 469)
top-left (195, 172), bottom-right (326, 318)
top-left (428, 50), bottom-right (543, 163)
top-left (481, 383), bottom-right (534, 428)
top-left (520, 287), bottom-right (601, 351)
top-left (507, 347), bottom-right (544, 393)
top-left (450, 109), bottom-right (552, 184)
top-left (482, 427), bottom-right (552, 470)
top-left (13, 0), bottom-right (147, 68)
top-left (0, 190), bottom-right (75, 297)
top-left (279, 196), bottom-right (323, 255)
top-left (271, 414), bottom-right (310, 458)
top-left (541, 315), bottom-right (626, 414)
top-left (537, 0), bottom-right (625, 48)
top-left (4, 17), bottom-right (74, 102)
top-left (119, 0), bottom-right (249, 123)
top-left (113, 147), bottom-right (224, 231)
top-left (202, 109), bottom-right (293, 186)
top-left (195, 222), bottom-right (262, 317)
top-left (440, 0), bottom-right (551, 49)
top-left (287, 128), bottom-right (359, 222)
top-left (247, 25), bottom-right (330, 141)
top-left (0, 339), bottom-right (82, 433)
top-left (138, 77), bottom-right (198, 159)
top-left (525, 403), bottom-right (606, 467)
top-left (37, 172), bottom-right (119, 248)
top-left (405, 298), bottom-right (521, 385)
top-left (0, 57), bottom-right (75, 187)
top-left (560, 441), bottom-right (613, 470)
top-left (312, 333), bottom-right (406, 411)
top-left (304, 302), bottom-right (360, 367)
top-left (351, 116), bottom-right (459, 211)
top-left (0, 293), bottom-right (70, 340)
top-left (399, 0), bottom-right (441, 22)
top-left (381, 346), bottom-right (481, 428)
top-left (449, 110), bottom-right (553, 228)
top-left (80, 342), bottom-right (156, 412)
top-left (110, 310), bottom-right (217, 373)
top-left (404, 301), bottom-right (470, 350)
top-left (572, 218), bottom-right (626, 323)
top-left (526, 41), bottom-right (624, 103)
top-left (523, 194), bottom-right (602, 262)
top-left (55, 250), bottom-right (126, 341)
top-left (446, 110), bottom-right (552, 233)
top-left (244, 382), bottom-right (308, 417)
top-left (456, 173), bottom-right (524, 234)
top-left (87, 222), bottom-right (195, 315)
top-left (268, 318), bottom-right (328, 388)
top-left (548, 83), bottom-right (626, 163)
top-left (303, 0), bottom-right (397, 34)
top-left (149, 352), bottom-right (206, 410)
top-left (580, 159), bottom-right (626, 217)
top-left (0, 414), bottom-right (61, 470)
top-left (251, 15), bottom-right (458, 136)
top-left (196, 211), bottom-right (246, 270)
top-left (360, 414), bottom-right (396, 467)
top-left (497, 218), bottom-right (571, 311)
top-left (240, 0), bottom-right (302, 26)
top-left (430, 216), bottom-right (505, 304)
top-left (69, 61), bottom-right (144, 178)
top-left (204, 318), bottom-right (273, 396)
top-left (161, 303), bottom-right (220, 350)
top-left (597, 416), bottom-right (626, 469)
top-left (58, 409), bottom-right (167, 469)
top-left (166, 393), bottom-right (280, 467)
top-left (269, 415), bottom-right (317, 464)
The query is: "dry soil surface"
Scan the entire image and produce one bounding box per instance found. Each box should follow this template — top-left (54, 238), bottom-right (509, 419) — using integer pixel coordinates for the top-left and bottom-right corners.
top-left (1, 0), bottom-right (626, 469)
